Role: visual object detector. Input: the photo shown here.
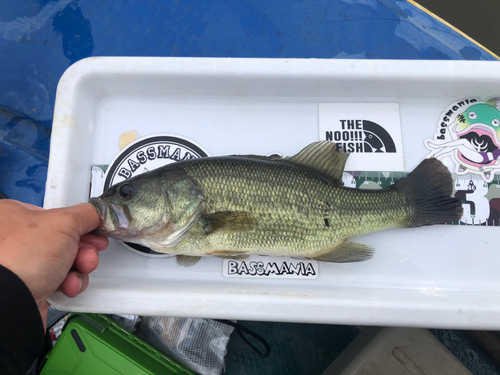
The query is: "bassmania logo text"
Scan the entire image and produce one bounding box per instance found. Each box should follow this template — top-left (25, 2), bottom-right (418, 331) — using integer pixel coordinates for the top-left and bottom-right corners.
top-left (223, 257), bottom-right (319, 279)
top-left (104, 135), bottom-right (209, 190)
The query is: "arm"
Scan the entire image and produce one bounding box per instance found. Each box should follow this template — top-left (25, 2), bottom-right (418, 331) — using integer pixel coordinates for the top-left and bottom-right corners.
top-left (0, 200), bottom-right (108, 374)
top-left (0, 265), bottom-right (44, 374)
top-left (425, 138), bottom-right (483, 163)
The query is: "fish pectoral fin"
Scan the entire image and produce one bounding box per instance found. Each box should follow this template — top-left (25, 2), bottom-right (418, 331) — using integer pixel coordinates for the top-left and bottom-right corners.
top-left (201, 211), bottom-right (256, 234)
top-left (284, 141), bottom-right (349, 183)
top-left (176, 255), bottom-right (202, 267)
top-left (312, 241), bottom-right (374, 263)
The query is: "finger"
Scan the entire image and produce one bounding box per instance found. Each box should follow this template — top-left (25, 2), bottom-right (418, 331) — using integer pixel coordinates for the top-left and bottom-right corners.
top-left (74, 244), bottom-right (100, 274)
top-left (59, 271), bottom-right (89, 298)
top-left (62, 203), bottom-right (103, 236)
top-left (17, 202), bottom-right (45, 211)
top-left (80, 233), bottom-right (109, 251)
top-left (0, 199), bottom-right (45, 211)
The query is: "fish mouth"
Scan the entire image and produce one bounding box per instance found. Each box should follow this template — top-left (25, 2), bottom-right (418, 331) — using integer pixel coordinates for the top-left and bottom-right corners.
top-left (89, 197), bottom-right (131, 236)
top-left (458, 124), bottom-right (500, 149)
top-left (90, 197), bottom-right (106, 217)
top-left (109, 203), bottom-right (130, 229)
top-left (460, 131), bottom-right (498, 153)
top-left (457, 125), bottom-right (500, 166)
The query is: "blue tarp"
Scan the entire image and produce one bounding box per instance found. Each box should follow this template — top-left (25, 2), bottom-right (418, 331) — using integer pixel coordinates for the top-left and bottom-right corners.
top-left (0, 0), bottom-right (497, 205)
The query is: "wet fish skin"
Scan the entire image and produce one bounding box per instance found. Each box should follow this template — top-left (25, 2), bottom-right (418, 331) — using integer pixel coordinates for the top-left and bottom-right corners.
top-left (90, 142), bottom-right (463, 264)
top-left (174, 157), bottom-right (407, 257)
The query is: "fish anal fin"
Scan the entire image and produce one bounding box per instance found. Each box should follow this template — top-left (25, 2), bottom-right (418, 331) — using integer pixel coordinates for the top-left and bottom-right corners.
top-left (213, 251), bottom-right (250, 261)
top-left (176, 255), bottom-right (202, 266)
top-left (284, 141), bottom-right (349, 183)
top-left (312, 241), bottom-right (373, 263)
top-left (201, 211), bottom-right (256, 234)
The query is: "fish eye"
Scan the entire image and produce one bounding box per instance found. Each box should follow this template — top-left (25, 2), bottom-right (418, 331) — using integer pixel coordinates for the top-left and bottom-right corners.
top-left (492, 119), bottom-right (500, 127)
top-left (119, 184), bottom-right (134, 200)
top-left (468, 111), bottom-right (477, 120)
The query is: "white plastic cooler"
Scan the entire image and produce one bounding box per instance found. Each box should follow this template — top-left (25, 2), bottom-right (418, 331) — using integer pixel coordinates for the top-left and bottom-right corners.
top-left (45, 57), bottom-right (500, 328)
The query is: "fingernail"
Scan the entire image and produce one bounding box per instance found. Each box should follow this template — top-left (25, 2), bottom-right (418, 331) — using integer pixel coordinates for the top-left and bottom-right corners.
top-left (78, 277), bottom-right (83, 292)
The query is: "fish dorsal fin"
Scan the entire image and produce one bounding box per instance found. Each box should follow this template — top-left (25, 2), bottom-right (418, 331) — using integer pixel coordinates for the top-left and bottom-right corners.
top-left (232, 142), bottom-right (348, 182)
top-left (230, 154), bottom-right (283, 162)
top-left (284, 142), bottom-right (349, 182)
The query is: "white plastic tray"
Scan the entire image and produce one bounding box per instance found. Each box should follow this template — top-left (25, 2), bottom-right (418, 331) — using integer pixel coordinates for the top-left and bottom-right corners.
top-left (45, 57), bottom-right (500, 328)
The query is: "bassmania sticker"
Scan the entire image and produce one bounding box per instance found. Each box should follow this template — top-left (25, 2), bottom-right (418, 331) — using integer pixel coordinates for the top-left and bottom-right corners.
top-left (90, 134), bottom-right (210, 256)
top-left (103, 134), bottom-right (209, 191)
top-left (425, 97), bottom-right (500, 182)
top-left (223, 256), bottom-right (319, 280)
top-left (319, 103), bottom-right (404, 171)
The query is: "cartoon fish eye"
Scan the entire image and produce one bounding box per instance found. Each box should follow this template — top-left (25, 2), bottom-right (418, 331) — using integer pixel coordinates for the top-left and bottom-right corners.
top-left (468, 111), bottom-right (477, 120)
top-left (492, 119), bottom-right (500, 127)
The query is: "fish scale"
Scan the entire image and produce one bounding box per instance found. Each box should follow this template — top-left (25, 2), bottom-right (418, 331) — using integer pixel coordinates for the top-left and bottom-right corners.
top-left (175, 157), bottom-right (409, 257)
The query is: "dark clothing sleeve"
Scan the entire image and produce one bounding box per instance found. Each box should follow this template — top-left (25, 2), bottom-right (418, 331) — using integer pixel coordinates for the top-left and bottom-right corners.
top-left (0, 265), bottom-right (45, 374)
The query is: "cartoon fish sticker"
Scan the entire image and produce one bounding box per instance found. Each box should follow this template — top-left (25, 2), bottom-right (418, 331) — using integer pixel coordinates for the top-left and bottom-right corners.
top-left (425, 97), bottom-right (500, 182)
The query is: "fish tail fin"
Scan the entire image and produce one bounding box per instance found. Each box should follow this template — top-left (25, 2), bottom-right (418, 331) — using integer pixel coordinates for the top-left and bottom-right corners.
top-left (392, 158), bottom-right (463, 227)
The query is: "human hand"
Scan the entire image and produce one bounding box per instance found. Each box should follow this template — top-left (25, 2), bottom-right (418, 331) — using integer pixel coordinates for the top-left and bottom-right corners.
top-left (0, 200), bottom-right (108, 329)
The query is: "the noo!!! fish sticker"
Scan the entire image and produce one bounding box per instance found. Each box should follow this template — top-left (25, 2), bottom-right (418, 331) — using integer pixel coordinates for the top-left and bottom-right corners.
top-left (425, 97), bottom-right (500, 182)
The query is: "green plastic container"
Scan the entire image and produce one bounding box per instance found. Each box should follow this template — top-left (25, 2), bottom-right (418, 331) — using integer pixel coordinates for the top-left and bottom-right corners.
top-left (40, 313), bottom-right (196, 375)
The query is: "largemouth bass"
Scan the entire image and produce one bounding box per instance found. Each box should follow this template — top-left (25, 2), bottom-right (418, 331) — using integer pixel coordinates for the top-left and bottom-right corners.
top-left (90, 142), bottom-right (463, 266)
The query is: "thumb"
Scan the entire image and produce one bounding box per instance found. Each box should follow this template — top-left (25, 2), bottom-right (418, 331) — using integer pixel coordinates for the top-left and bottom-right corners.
top-left (61, 203), bottom-right (103, 236)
